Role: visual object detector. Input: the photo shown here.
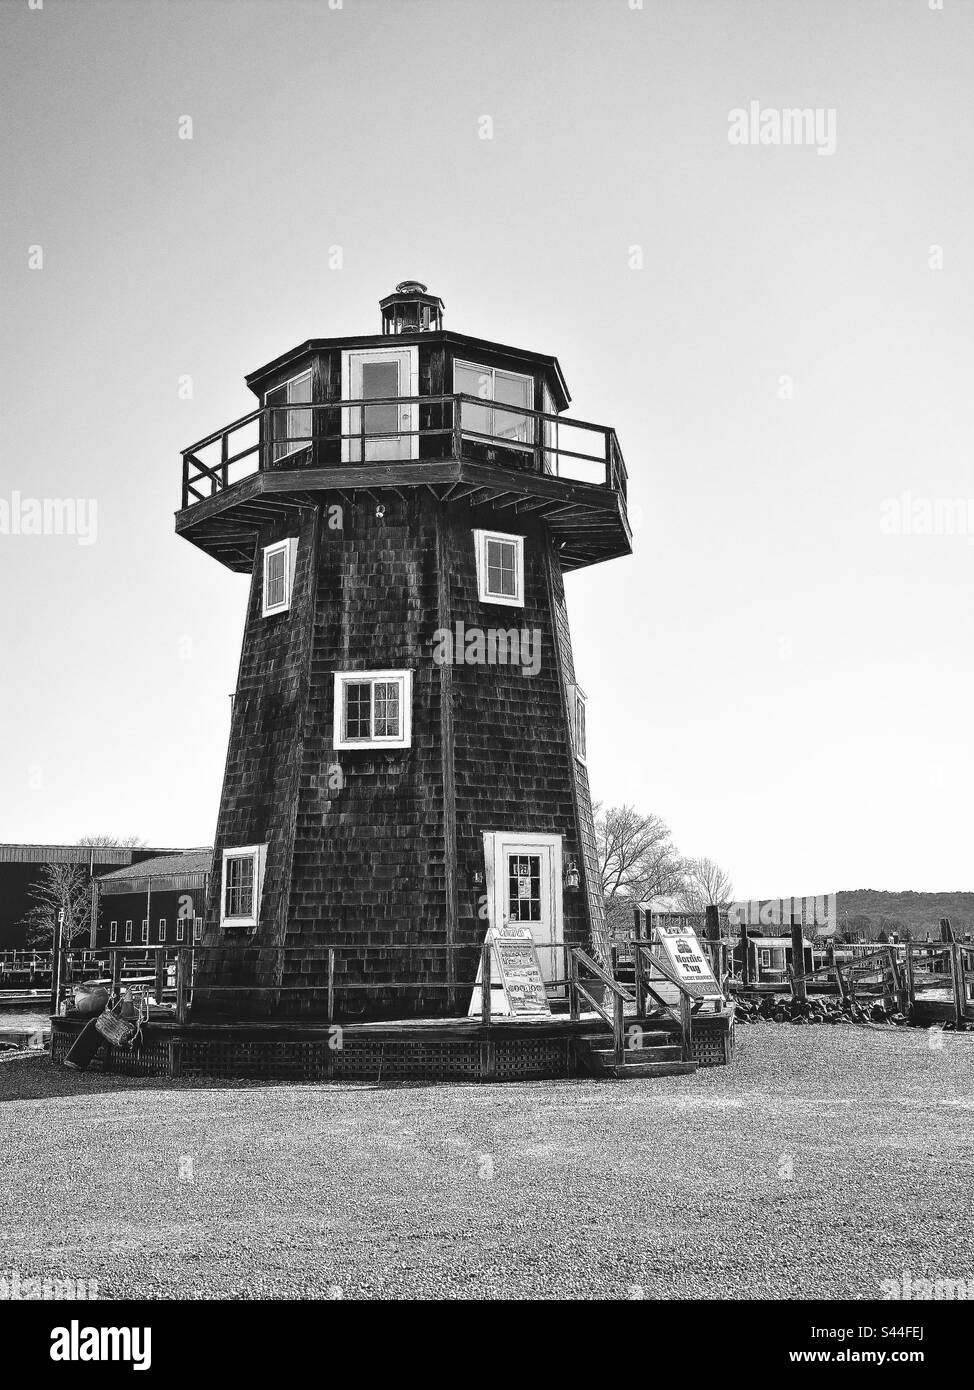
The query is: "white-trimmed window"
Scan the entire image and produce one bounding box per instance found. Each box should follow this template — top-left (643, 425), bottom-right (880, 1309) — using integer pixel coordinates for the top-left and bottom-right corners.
top-left (109, 921), bottom-right (118, 944)
top-left (220, 844), bottom-right (268, 930)
top-left (569, 683), bottom-right (587, 763)
top-left (474, 529), bottom-right (524, 608)
top-left (125, 920), bottom-right (133, 943)
top-left (158, 919), bottom-right (167, 943)
top-left (262, 538), bottom-right (298, 617)
top-left (454, 360), bottom-right (534, 449)
top-left (193, 916), bottom-right (204, 942)
top-left (175, 920), bottom-right (185, 943)
top-left (333, 671), bottom-right (412, 750)
top-left (760, 948), bottom-right (771, 969)
top-left (141, 920), bottom-right (149, 943)
top-left (266, 369), bottom-right (312, 463)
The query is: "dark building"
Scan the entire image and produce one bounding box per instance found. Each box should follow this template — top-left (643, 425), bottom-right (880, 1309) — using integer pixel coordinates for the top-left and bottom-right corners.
top-left (91, 850), bottom-right (212, 949)
top-left (0, 844), bottom-right (172, 950)
top-left (177, 282), bottom-right (631, 1019)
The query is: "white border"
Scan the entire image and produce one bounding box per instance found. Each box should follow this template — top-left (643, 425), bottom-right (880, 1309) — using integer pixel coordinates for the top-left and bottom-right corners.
top-left (220, 844), bottom-right (267, 930)
top-left (333, 670), bottom-right (412, 750)
top-left (473, 528), bottom-right (525, 608)
top-left (482, 831), bottom-right (564, 985)
top-left (261, 537), bottom-right (298, 617)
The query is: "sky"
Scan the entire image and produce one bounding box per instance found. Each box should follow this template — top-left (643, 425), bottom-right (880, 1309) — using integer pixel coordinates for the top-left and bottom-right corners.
top-left (0, 0), bottom-right (971, 899)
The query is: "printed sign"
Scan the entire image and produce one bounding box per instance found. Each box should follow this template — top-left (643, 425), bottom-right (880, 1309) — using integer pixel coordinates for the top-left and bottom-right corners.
top-left (517, 876), bottom-right (532, 899)
top-left (468, 926), bottom-right (551, 1017)
top-left (655, 924), bottom-right (720, 1000)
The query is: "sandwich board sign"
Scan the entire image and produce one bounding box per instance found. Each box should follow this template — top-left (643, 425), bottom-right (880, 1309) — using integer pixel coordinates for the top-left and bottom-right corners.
top-left (654, 922), bottom-right (721, 1001)
top-left (468, 926), bottom-right (551, 1018)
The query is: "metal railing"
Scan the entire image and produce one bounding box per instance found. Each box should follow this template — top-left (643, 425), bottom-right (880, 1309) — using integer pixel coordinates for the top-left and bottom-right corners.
top-left (181, 394), bottom-right (628, 509)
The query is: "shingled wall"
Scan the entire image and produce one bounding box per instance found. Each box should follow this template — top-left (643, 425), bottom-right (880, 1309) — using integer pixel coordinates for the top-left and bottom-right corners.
top-left (196, 489), bottom-right (599, 1020)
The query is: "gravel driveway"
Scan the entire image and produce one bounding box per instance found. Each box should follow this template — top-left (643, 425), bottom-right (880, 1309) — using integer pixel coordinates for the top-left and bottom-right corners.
top-left (1, 1024), bottom-right (971, 1299)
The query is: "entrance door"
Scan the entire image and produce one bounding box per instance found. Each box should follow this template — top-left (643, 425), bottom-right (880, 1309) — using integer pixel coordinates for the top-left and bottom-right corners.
top-left (342, 346), bottom-right (418, 462)
top-left (484, 832), bottom-right (564, 988)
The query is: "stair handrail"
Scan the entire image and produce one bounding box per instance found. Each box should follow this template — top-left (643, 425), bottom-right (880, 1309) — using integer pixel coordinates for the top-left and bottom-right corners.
top-left (627, 940), bottom-right (694, 1058)
top-left (569, 947), bottom-right (633, 1067)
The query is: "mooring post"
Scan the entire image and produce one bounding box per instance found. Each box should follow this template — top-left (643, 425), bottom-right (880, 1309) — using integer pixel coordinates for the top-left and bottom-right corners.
top-left (739, 916), bottom-right (751, 988)
top-left (49, 909), bottom-right (65, 1016)
top-left (154, 948), bottom-right (165, 1004)
top-left (568, 949), bottom-right (579, 1022)
top-left (480, 939), bottom-right (492, 1028)
top-left (790, 917), bottom-right (807, 1005)
top-left (951, 942), bottom-right (964, 1027)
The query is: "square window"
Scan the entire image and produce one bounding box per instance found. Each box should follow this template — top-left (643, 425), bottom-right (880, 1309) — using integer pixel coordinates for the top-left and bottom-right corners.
top-left (333, 671), bottom-right (411, 750)
top-left (220, 845), bottom-right (267, 929)
top-left (262, 538), bottom-right (298, 617)
top-left (474, 529), bottom-right (524, 608)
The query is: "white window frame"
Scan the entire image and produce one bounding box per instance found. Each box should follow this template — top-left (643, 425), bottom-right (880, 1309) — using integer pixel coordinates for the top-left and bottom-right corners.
top-left (454, 359), bottom-right (535, 451)
top-left (175, 920), bottom-right (185, 943)
top-left (220, 844), bottom-right (268, 930)
top-left (193, 916), bottom-right (204, 942)
top-left (264, 368), bottom-right (312, 464)
top-left (158, 919), bottom-right (167, 943)
top-left (109, 921), bottom-right (118, 944)
top-left (333, 670), bottom-right (412, 750)
top-left (125, 920), bottom-right (133, 943)
top-left (569, 682), bottom-right (587, 763)
top-left (473, 529), bottom-right (525, 608)
top-left (262, 537), bottom-right (298, 617)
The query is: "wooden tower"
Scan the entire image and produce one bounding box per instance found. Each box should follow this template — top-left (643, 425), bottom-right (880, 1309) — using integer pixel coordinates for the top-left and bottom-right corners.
top-left (177, 282), bottom-right (631, 1019)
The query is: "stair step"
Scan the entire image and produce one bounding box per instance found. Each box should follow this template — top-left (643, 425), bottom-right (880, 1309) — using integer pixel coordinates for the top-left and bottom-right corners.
top-left (578, 1031), bottom-right (673, 1048)
top-left (609, 1060), bottom-right (698, 1079)
top-left (589, 1045), bottom-right (685, 1064)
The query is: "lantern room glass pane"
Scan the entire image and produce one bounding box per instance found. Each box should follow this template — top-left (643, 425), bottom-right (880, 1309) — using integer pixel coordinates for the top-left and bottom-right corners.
top-left (268, 370), bottom-right (312, 461)
top-left (493, 370), bottom-right (533, 445)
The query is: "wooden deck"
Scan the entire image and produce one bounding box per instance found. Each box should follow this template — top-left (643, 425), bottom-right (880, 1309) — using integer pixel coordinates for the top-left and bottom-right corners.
top-left (50, 1008), bottom-right (734, 1082)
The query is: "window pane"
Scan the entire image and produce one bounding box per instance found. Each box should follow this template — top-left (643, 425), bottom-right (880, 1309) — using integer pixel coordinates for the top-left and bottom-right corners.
top-left (455, 363), bottom-right (491, 438)
top-left (265, 547), bottom-right (287, 608)
top-left (485, 538), bottom-right (517, 597)
top-left (287, 373), bottom-right (312, 450)
top-left (508, 854), bottom-right (542, 922)
top-left (493, 371), bottom-right (533, 445)
top-left (362, 361), bottom-right (399, 437)
top-left (373, 680), bottom-right (400, 738)
top-left (343, 681), bottom-right (372, 740)
top-left (225, 854), bottom-right (255, 919)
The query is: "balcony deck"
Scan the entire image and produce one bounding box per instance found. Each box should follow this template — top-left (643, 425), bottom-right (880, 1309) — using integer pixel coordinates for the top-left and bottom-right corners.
top-left (176, 394), bottom-right (632, 573)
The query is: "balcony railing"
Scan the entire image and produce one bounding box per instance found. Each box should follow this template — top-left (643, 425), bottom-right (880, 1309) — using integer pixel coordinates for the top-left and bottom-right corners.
top-left (181, 393), bottom-right (627, 510)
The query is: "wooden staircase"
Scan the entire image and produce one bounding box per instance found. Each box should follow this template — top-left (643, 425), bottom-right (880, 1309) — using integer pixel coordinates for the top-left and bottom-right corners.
top-left (574, 1024), bottom-right (698, 1080)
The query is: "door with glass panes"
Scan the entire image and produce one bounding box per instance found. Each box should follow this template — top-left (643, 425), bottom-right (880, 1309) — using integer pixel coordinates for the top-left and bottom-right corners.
top-left (342, 347), bottom-right (418, 462)
top-left (485, 832), bottom-right (564, 987)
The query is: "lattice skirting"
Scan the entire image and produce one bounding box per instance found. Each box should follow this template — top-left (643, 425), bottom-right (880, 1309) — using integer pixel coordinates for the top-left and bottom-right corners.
top-left (688, 1015), bottom-right (735, 1066)
top-left (51, 1023), bottom-right (575, 1082)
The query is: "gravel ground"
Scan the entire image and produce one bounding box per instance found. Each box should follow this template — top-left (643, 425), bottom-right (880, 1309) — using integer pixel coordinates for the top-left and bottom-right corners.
top-left (1, 1024), bottom-right (971, 1300)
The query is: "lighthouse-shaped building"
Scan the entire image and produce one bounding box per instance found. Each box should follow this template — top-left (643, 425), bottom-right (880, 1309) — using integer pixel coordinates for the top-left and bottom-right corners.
top-left (177, 283), bottom-right (631, 1020)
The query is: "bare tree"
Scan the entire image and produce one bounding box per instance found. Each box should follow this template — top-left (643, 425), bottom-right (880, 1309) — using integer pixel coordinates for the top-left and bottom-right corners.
top-left (679, 856), bottom-right (734, 912)
top-left (595, 804), bottom-right (687, 937)
top-left (19, 835), bottom-right (146, 947)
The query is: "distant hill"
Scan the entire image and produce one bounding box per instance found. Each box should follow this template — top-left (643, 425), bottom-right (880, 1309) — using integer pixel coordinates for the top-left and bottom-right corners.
top-left (837, 890), bottom-right (974, 940)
